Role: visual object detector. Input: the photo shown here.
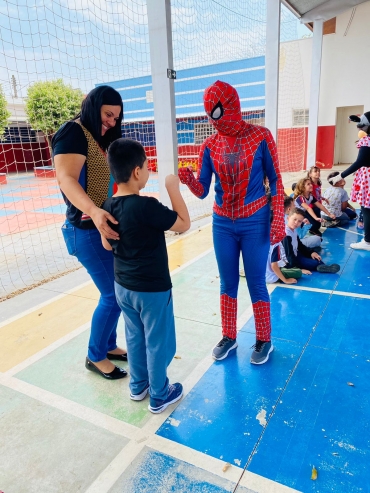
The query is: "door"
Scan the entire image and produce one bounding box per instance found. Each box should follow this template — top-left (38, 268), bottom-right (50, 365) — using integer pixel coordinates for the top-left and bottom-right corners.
top-left (334, 105), bottom-right (364, 164)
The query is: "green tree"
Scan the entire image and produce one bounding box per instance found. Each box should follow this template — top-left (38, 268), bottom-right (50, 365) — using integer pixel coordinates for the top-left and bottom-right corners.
top-left (0, 84), bottom-right (11, 141)
top-left (25, 79), bottom-right (83, 150)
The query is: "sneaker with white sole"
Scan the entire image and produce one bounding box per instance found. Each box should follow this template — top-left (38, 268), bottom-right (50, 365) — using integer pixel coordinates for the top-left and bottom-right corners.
top-left (130, 383), bottom-right (149, 401)
top-left (148, 383), bottom-right (183, 414)
top-left (350, 239), bottom-right (370, 251)
top-left (212, 336), bottom-right (238, 360)
top-left (250, 340), bottom-right (274, 365)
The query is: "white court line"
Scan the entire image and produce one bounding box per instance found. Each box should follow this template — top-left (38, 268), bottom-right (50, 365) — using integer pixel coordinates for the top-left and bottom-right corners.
top-left (170, 247), bottom-right (214, 276)
top-left (5, 322), bottom-right (91, 377)
top-left (0, 280), bottom-right (93, 329)
top-left (0, 373), bottom-right (142, 441)
top-left (166, 221), bottom-right (212, 247)
top-left (337, 227), bottom-right (364, 236)
top-left (275, 284), bottom-right (370, 299)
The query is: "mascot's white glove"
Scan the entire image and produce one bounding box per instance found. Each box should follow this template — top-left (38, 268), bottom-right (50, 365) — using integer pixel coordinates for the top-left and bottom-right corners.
top-left (328, 173), bottom-right (343, 185)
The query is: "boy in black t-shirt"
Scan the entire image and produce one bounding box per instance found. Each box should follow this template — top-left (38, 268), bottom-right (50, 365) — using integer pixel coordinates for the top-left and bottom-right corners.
top-left (102, 139), bottom-right (190, 414)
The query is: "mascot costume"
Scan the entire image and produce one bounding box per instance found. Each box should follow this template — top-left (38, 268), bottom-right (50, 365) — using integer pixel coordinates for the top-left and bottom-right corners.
top-left (330, 112), bottom-right (370, 251)
top-left (178, 80), bottom-right (285, 364)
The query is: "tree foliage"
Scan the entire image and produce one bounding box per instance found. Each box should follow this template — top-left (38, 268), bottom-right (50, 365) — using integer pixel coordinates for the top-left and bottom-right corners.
top-left (25, 79), bottom-right (83, 141)
top-left (0, 84), bottom-right (11, 141)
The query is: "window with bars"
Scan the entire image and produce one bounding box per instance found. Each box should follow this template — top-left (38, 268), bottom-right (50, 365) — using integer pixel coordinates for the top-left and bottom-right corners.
top-left (292, 109), bottom-right (309, 127)
top-left (194, 122), bottom-right (216, 145)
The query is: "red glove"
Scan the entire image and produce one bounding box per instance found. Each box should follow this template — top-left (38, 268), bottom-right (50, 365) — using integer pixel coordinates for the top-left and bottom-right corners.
top-left (270, 194), bottom-right (286, 245)
top-left (178, 166), bottom-right (194, 185)
top-left (178, 166), bottom-right (204, 198)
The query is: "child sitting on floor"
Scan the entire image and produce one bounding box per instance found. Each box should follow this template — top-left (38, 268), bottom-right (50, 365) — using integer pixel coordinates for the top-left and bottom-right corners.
top-left (307, 165), bottom-right (329, 205)
top-left (282, 207), bottom-right (340, 274)
top-left (101, 138), bottom-right (190, 414)
top-left (284, 196), bottom-right (322, 250)
top-left (322, 172), bottom-right (353, 226)
top-left (265, 241), bottom-right (310, 284)
top-left (338, 180), bottom-right (357, 220)
top-left (294, 178), bottom-right (337, 236)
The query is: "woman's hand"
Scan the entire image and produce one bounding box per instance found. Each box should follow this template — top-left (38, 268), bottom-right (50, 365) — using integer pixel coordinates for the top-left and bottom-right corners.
top-left (90, 207), bottom-right (120, 240)
top-left (311, 252), bottom-right (321, 261)
top-left (315, 217), bottom-right (324, 223)
top-left (329, 213), bottom-right (336, 220)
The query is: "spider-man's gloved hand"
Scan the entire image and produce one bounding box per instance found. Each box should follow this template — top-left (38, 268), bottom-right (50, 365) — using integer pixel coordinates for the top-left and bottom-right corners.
top-left (270, 194), bottom-right (286, 245)
top-left (178, 166), bottom-right (204, 198)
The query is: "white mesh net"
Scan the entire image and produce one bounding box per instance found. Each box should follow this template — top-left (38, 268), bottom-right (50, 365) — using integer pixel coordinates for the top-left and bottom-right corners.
top-left (0, 0), bottom-right (311, 298)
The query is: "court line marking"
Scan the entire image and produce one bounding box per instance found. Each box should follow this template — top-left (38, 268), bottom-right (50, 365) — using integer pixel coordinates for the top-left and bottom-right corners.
top-left (275, 284), bottom-right (370, 300)
top-left (0, 305), bottom-right (293, 493)
top-left (337, 227), bottom-right (364, 237)
top-left (5, 322), bottom-right (91, 377)
top-left (166, 221), bottom-right (212, 247)
top-left (80, 304), bottom-right (300, 493)
top-left (0, 280), bottom-right (93, 329)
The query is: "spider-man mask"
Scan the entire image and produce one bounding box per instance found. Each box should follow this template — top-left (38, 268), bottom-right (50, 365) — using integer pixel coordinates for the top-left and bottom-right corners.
top-left (204, 80), bottom-right (245, 137)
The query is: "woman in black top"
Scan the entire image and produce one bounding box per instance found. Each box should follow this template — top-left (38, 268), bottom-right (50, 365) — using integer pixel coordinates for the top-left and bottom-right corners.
top-left (52, 86), bottom-right (127, 379)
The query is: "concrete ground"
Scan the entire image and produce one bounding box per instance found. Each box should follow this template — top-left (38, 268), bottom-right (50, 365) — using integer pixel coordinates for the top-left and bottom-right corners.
top-left (0, 215), bottom-right (369, 493)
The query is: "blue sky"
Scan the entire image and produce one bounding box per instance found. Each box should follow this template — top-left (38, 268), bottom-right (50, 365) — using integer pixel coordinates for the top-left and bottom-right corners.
top-left (0, 0), bottom-right (311, 97)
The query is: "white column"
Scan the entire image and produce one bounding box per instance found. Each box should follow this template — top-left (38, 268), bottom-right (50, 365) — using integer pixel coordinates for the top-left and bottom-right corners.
top-left (265, 0), bottom-right (281, 141)
top-left (307, 20), bottom-right (324, 169)
top-left (146, 0), bottom-right (178, 207)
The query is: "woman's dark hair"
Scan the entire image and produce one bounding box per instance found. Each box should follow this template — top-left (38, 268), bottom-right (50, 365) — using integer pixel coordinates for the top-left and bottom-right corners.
top-left (108, 138), bottom-right (147, 184)
top-left (75, 86), bottom-right (123, 151)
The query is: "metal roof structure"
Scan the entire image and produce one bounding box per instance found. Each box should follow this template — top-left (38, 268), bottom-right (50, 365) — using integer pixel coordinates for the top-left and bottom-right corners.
top-left (283, 0), bottom-right (368, 21)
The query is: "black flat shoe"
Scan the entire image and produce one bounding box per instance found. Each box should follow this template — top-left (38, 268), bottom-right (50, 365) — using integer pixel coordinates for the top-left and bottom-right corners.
top-left (85, 357), bottom-right (127, 379)
top-left (107, 352), bottom-right (128, 362)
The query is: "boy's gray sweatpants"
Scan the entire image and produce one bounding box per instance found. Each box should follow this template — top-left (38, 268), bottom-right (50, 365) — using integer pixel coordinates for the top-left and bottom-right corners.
top-left (114, 283), bottom-right (176, 401)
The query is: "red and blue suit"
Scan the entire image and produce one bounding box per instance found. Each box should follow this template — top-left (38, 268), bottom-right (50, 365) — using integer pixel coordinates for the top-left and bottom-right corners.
top-left (179, 81), bottom-right (285, 342)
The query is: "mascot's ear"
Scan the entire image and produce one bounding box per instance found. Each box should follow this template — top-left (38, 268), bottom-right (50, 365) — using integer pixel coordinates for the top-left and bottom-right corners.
top-left (349, 115), bottom-right (361, 122)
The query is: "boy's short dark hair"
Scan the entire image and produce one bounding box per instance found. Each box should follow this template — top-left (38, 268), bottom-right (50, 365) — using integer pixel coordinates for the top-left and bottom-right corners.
top-left (327, 171), bottom-right (340, 185)
top-left (107, 138), bottom-right (147, 184)
top-left (289, 207), bottom-right (305, 217)
top-left (291, 182), bottom-right (297, 192)
top-left (284, 196), bottom-right (293, 211)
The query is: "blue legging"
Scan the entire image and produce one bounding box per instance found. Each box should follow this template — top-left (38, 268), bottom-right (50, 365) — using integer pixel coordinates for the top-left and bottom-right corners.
top-left (212, 207), bottom-right (271, 302)
top-left (61, 221), bottom-right (121, 362)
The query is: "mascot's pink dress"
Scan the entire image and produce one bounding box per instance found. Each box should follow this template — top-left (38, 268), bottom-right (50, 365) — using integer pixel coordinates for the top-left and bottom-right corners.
top-left (179, 80), bottom-right (285, 363)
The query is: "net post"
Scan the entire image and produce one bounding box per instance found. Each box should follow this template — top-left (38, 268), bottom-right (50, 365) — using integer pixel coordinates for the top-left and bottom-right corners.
top-left (307, 19), bottom-right (323, 169)
top-left (147, 0), bottom-right (178, 207)
top-left (265, 0), bottom-right (281, 141)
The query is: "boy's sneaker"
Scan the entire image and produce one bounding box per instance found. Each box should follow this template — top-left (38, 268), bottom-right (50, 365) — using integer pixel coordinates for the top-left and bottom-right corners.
top-left (250, 340), bottom-right (274, 365)
top-left (148, 383), bottom-right (183, 414)
top-left (212, 336), bottom-right (238, 360)
top-left (350, 239), bottom-right (370, 251)
top-left (130, 383), bottom-right (149, 401)
top-left (317, 263), bottom-right (340, 273)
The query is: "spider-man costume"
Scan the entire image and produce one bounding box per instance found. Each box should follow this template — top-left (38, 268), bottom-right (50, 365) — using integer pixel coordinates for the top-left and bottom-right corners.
top-left (179, 81), bottom-right (285, 349)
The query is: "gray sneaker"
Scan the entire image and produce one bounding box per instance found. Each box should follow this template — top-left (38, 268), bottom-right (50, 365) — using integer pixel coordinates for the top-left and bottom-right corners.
top-left (250, 340), bottom-right (274, 365)
top-left (212, 336), bottom-right (238, 360)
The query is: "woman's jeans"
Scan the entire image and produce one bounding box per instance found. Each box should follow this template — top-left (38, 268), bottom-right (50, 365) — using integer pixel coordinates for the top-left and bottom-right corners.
top-left (61, 221), bottom-right (121, 362)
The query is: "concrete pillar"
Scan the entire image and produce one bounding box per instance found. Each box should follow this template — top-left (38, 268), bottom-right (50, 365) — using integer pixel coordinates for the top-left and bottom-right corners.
top-left (307, 20), bottom-right (324, 169)
top-left (146, 0), bottom-right (178, 206)
top-left (265, 0), bottom-right (281, 141)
